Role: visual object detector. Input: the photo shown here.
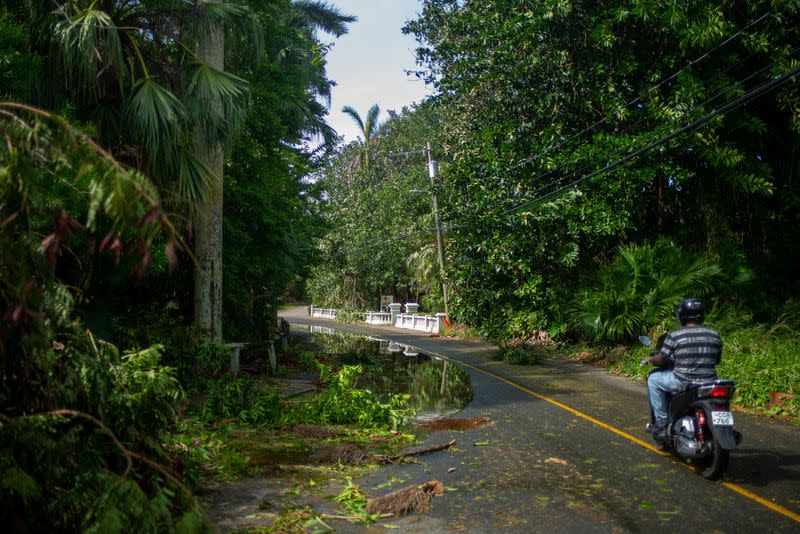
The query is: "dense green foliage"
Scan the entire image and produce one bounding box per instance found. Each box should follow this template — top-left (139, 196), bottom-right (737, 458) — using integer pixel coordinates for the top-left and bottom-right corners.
top-left (0, 103), bottom-right (207, 530)
top-left (222, 0), bottom-right (339, 339)
top-left (5, 0), bottom-right (800, 528)
top-left (570, 240), bottom-right (751, 341)
top-left (307, 1), bottom-right (799, 411)
top-left (605, 319), bottom-right (800, 414)
top-left (494, 345), bottom-right (546, 366)
top-left (307, 99), bottom-right (448, 310)
top-left (2, 0), bottom-right (343, 344)
top-left (1, 0), bottom-right (355, 530)
top-left (192, 362), bottom-right (409, 430)
top-left (402, 0), bottom-right (800, 340)
top-left (291, 363), bottom-right (410, 428)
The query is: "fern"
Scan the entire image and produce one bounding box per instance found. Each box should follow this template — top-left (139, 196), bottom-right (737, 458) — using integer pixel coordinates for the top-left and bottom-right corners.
top-left (569, 239), bottom-right (748, 342)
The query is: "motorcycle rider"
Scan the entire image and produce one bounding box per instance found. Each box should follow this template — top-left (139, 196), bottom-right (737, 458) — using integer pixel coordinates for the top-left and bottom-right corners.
top-left (644, 297), bottom-right (723, 442)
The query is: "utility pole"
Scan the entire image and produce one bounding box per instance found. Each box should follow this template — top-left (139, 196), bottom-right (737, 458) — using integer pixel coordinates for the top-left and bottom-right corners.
top-left (387, 143), bottom-right (450, 318)
top-left (426, 142), bottom-right (450, 317)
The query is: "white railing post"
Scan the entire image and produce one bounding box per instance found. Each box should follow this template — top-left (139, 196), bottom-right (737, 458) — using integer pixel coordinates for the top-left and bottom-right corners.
top-left (267, 340), bottom-right (277, 371)
top-left (227, 343), bottom-right (245, 377)
top-left (389, 303), bottom-right (402, 324)
top-left (435, 313), bottom-right (447, 334)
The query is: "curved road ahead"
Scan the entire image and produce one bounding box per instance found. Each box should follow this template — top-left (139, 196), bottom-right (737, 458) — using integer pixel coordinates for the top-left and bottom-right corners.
top-left (280, 307), bottom-right (800, 533)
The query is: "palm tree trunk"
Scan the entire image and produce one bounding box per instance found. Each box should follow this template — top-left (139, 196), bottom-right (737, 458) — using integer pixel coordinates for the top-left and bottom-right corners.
top-left (194, 10), bottom-right (224, 341)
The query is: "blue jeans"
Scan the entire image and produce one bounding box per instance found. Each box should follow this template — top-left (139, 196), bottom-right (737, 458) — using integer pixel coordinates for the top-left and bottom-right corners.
top-left (647, 369), bottom-right (686, 426)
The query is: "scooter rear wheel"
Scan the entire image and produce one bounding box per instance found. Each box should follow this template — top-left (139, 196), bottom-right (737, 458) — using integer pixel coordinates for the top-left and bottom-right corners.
top-left (696, 436), bottom-right (729, 479)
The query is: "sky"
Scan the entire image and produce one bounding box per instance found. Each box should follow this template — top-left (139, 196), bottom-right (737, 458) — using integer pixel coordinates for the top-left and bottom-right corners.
top-left (322, 0), bottom-right (432, 144)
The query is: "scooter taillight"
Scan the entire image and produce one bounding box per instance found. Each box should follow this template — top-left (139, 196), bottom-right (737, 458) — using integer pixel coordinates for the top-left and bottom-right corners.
top-left (711, 386), bottom-right (732, 397)
top-left (698, 384), bottom-right (733, 398)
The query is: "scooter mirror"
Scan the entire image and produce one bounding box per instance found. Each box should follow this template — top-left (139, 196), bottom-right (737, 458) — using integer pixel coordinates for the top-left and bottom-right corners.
top-left (638, 335), bottom-right (651, 346)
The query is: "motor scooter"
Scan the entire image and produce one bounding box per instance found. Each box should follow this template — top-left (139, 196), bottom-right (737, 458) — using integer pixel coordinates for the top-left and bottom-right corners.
top-left (640, 335), bottom-right (742, 479)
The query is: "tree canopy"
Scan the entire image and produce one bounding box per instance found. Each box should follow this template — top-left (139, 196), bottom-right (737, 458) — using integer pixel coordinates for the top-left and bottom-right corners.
top-left (399, 0), bottom-right (800, 339)
top-left (1, 1), bottom-right (353, 529)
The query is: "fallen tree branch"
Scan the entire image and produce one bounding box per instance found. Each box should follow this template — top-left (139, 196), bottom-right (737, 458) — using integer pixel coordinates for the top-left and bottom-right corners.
top-left (321, 513), bottom-right (393, 521)
top-left (3, 409), bottom-right (190, 498)
top-left (38, 409), bottom-right (135, 481)
top-left (376, 439), bottom-right (456, 463)
top-left (367, 480), bottom-right (445, 515)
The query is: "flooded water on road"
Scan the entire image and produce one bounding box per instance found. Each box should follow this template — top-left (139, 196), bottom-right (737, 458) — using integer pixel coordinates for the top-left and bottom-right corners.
top-left (293, 325), bottom-right (473, 421)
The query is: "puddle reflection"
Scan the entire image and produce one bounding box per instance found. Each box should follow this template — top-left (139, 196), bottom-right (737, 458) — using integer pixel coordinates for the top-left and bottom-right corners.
top-left (292, 326), bottom-right (472, 421)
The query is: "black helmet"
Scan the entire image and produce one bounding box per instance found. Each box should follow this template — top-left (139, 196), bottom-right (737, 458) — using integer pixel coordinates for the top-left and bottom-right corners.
top-left (677, 297), bottom-right (704, 325)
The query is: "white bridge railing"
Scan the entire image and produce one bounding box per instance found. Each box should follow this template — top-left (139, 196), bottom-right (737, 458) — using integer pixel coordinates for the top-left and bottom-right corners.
top-left (394, 313), bottom-right (445, 334)
top-left (308, 303), bottom-right (445, 334)
top-left (365, 311), bottom-right (392, 325)
top-left (309, 305), bottom-right (337, 319)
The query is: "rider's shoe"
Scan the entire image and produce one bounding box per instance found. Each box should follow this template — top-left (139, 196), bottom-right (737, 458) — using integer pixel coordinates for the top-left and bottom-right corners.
top-left (651, 421), bottom-right (667, 443)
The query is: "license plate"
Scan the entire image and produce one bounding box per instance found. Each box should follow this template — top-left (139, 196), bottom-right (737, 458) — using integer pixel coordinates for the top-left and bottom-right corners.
top-left (711, 411), bottom-right (734, 426)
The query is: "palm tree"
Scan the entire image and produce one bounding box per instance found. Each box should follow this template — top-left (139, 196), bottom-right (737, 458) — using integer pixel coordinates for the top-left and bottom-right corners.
top-left (193, 0), bottom-right (231, 341)
top-left (265, 1), bottom-right (357, 146)
top-left (341, 103), bottom-right (381, 169)
top-left (407, 241), bottom-right (439, 293)
top-left (30, 0), bottom-right (254, 204)
top-left (25, 0), bottom-right (257, 340)
top-left (292, 0), bottom-right (355, 37)
top-left (24, 0), bottom-right (353, 340)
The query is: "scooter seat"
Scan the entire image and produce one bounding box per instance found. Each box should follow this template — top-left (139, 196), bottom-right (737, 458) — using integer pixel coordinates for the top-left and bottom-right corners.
top-left (687, 378), bottom-right (735, 389)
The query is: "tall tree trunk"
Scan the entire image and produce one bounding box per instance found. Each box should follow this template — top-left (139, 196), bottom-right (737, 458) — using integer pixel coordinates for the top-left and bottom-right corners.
top-left (194, 8), bottom-right (224, 341)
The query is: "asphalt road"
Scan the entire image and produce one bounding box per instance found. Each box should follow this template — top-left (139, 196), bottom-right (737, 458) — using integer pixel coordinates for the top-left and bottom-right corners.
top-left (280, 307), bottom-right (800, 533)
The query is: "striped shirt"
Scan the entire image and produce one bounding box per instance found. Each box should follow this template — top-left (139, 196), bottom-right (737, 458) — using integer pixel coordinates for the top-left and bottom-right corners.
top-left (660, 326), bottom-right (723, 383)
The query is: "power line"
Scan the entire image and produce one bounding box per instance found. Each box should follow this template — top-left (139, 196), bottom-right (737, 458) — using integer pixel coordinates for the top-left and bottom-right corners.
top-left (495, 62), bottom-right (800, 218)
top-left (504, 10), bottom-right (773, 174)
top-left (329, 61), bottom-right (800, 257)
top-left (484, 21), bottom-right (782, 210)
top-left (495, 44), bottom-right (800, 218)
top-left (325, 36), bottom-right (796, 258)
top-left (326, 226), bottom-right (432, 258)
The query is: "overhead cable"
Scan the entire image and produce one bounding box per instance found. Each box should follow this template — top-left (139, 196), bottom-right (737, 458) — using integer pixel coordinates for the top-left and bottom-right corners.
top-left (331, 61), bottom-right (800, 257)
top-left (497, 63), bottom-right (800, 218)
top-left (496, 44), bottom-right (800, 217)
top-left (505, 10), bottom-right (774, 174)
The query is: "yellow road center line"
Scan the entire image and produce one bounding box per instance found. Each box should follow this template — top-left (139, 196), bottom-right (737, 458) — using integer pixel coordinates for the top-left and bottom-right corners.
top-left (428, 349), bottom-right (800, 524)
top-left (722, 482), bottom-right (800, 522)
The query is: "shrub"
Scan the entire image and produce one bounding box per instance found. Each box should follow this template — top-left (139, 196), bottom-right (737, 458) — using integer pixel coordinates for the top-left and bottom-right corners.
top-left (494, 345), bottom-right (545, 365)
top-left (0, 344), bottom-right (207, 531)
top-left (718, 325), bottom-right (799, 414)
top-left (570, 240), bottom-right (749, 342)
top-left (288, 364), bottom-right (410, 429)
top-left (297, 350), bottom-right (319, 370)
top-left (334, 308), bottom-right (365, 324)
top-left (197, 377), bottom-right (282, 426)
top-left (610, 323), bottom-right (799, 415)
top-left (0, 106), bottom-right (208, 531)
